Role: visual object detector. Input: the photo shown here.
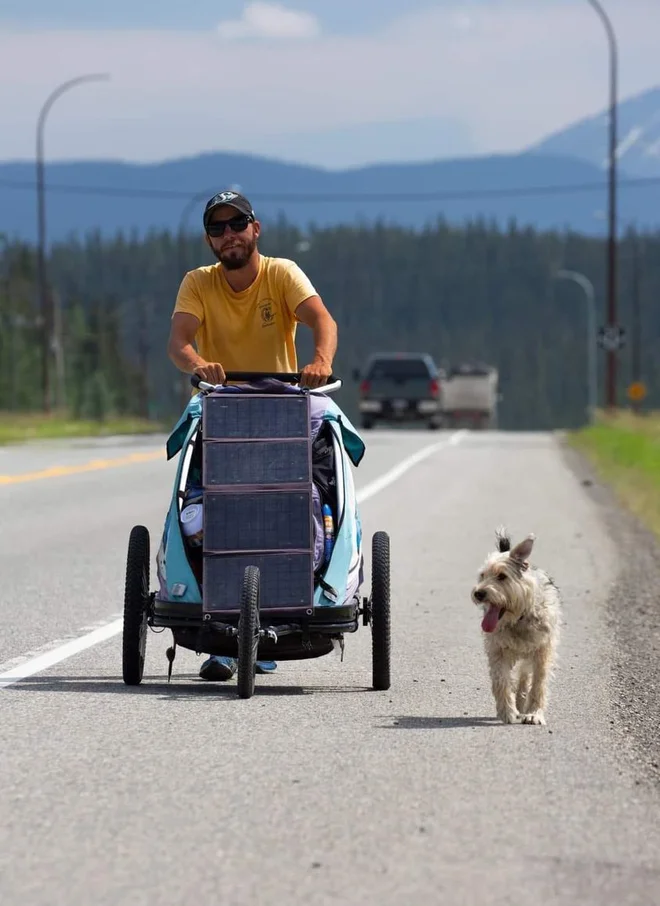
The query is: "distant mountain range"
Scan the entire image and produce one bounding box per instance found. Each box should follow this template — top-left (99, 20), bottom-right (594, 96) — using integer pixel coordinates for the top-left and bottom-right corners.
top-left (532, 86), bottom-right (660, 178)
top-left (1, 87), bottom-right (659, 244)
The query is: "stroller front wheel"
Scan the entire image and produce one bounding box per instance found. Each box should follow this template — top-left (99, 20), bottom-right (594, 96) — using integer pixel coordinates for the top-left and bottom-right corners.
top-left (237, 566), bottom-right (261, 699)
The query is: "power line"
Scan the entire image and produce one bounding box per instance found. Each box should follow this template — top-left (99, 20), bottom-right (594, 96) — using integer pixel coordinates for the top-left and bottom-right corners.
top-left (0, 174), bottom-right (659, 204)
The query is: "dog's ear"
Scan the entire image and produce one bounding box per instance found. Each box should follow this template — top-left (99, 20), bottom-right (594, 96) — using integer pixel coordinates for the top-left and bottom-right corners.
top-left (510, 534), bottom-right (535, 569)
top-left (495, 526), bottom-right (511, 552)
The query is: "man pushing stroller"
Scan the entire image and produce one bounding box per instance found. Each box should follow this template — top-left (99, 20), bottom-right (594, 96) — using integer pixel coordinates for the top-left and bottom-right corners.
top-left (167, 189), bottom-right (338, 681)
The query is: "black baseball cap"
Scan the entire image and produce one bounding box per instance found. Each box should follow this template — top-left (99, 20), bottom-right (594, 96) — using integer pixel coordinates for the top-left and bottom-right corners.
top-left (203, 190), bottom-right (255, 227)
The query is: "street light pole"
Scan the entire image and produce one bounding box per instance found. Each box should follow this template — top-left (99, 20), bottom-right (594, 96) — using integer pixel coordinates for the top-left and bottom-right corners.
top-left (36, 73), bottom-right (110, 412)
top-left (177, 188), bottom-right (217, 278)
top-left (586, 0), bottom-right (618, 409)
top-left (556, 269), bottom-right (598, 425)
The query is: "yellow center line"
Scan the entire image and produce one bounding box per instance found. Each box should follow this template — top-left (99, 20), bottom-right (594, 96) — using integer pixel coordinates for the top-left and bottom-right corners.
top-left (0, 450), bottom-right (166, 486)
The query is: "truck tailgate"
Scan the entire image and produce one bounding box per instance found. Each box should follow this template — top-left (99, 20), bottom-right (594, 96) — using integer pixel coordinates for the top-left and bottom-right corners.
top-left (442, 375), bottom-right (496, 411)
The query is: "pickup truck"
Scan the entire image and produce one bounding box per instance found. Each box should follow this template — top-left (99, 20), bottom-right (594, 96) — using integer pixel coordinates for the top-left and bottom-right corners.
top-left (354, 353), bottom-right (443, 430)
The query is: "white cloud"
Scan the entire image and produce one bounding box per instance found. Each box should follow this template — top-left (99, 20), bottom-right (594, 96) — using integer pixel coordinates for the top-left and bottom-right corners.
top-left (451, 13), bottom-right (473, 33)
top-left (0, 1), bottom-right (656, 165)
top-left (217, 2), bottom-right (320, 41)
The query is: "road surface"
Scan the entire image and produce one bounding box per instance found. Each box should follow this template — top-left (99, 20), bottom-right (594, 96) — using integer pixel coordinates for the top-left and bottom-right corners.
top-left (1, 428), bottom-right (658, 906)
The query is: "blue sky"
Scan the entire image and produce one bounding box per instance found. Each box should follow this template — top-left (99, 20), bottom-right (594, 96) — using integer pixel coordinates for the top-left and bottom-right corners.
top-left (0, 0), bottom-right (437, 33)
top-left (0, 1), bottom-right (657, 167)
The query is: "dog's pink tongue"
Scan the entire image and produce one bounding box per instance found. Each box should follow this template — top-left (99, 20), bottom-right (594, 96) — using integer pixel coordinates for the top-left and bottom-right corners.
top-left (481, 604), bottom-right (501, 633)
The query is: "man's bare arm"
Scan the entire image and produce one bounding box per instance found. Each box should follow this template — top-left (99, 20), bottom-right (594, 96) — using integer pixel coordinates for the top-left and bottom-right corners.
top-left (168, 312), bottom-right (226, 384)
top-left (294, 295), bottom-right (337, 387)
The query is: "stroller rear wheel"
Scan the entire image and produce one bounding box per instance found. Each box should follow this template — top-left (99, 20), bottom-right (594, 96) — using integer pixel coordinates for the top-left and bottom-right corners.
top-left (371, 531), bottom-right (391, 691)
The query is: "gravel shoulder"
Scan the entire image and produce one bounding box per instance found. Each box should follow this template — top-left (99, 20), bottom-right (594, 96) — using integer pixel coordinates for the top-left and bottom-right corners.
top-left (560, 437), bottom-right (660, 787)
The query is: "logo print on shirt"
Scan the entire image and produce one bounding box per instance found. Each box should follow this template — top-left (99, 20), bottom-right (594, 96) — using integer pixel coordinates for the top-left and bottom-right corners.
top-left (259, 299), bottom-right (275, 327)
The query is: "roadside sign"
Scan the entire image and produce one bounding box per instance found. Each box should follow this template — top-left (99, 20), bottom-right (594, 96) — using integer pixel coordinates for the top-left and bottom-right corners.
top-left (627, 381), bottom-right (647, 402)
top-left (598, 325), bottom-right (626, 351)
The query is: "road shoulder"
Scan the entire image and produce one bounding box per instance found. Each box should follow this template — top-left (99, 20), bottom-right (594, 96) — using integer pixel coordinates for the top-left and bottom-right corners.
top-left (560, 438), bottom-right (660, 788)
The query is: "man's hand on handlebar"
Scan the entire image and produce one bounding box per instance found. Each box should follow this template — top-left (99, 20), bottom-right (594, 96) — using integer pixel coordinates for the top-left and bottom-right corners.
top-left (191, 360), bottom-right (333, 390)
top-left (300, 359), bottom-right (333, 389)
top-left (193, 362), bottom-right (226, 385)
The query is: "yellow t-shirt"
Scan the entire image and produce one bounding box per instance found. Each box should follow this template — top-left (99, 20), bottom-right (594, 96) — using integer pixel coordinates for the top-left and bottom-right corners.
top-left (172, 255), bottom-right (317, 373)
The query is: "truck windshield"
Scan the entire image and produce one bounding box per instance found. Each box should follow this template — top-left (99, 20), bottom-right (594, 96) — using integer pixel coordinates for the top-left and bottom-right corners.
top-left (367, 360), bottom-right (431, 380)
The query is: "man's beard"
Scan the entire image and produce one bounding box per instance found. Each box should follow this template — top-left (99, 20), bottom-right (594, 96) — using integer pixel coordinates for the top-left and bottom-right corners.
top-left (212, 236), bottom-right (257, 270)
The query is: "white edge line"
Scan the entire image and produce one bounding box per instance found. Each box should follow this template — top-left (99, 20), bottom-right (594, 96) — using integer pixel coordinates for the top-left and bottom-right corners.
top-left (0, 430), bottom-right (467, 690)
top-left (356, 429), bottom-right (467, 503)
top-left (0, 619), bottom-right (123, 689)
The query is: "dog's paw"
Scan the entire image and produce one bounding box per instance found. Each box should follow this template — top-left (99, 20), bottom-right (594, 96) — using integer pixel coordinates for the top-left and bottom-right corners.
top-left (497, 708), bottom-right (520, 725)
top-left (521, 710), bottom-right (546, 726)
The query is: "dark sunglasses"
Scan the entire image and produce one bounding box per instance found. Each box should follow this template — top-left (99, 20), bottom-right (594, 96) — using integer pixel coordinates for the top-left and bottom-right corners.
top-left (206, 215), bottom-right (252, 237)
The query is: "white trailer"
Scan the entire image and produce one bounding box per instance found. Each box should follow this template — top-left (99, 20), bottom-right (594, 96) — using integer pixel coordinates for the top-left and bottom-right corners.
top-left (441, 364), bottom-right (499, 429)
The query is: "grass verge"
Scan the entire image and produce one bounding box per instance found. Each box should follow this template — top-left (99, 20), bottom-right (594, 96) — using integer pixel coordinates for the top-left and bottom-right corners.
top-left (0, 411), bottom-right (168, 446)
top-left (567, 409), bottom-right (660, 540)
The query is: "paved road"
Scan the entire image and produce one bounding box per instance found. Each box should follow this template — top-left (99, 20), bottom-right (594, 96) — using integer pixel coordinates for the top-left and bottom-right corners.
top-left (1, 429), bottom-right (659, 906)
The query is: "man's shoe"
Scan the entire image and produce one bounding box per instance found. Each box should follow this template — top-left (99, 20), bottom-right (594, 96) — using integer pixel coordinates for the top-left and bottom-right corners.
top-left (255, 660), bottom-right (277, 675)
top-left (198, 657), bottom-right (277, 680)
top-left (199, 656), bottom-right (237, 681)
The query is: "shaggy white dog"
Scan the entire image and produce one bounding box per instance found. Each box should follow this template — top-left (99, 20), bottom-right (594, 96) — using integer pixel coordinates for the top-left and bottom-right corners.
top-left (471, 529), bottom-right (561, 726)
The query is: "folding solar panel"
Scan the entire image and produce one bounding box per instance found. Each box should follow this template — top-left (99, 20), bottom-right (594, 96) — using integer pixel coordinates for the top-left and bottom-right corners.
top-left (201, 392), bottom-right (315, 615)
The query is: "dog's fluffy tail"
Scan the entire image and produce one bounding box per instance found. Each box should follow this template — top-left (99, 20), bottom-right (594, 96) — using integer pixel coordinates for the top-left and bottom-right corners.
top-left (495, 526), bottom-right (511, 552)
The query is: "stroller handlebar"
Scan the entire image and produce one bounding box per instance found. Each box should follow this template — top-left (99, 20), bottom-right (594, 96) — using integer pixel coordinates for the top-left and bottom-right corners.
top-left (190, 372), bottom-right (342, 395)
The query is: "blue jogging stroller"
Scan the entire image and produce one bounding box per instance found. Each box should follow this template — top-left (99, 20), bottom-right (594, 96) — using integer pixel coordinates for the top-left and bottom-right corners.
top-left (121, 371), bottom-right (391, 698)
